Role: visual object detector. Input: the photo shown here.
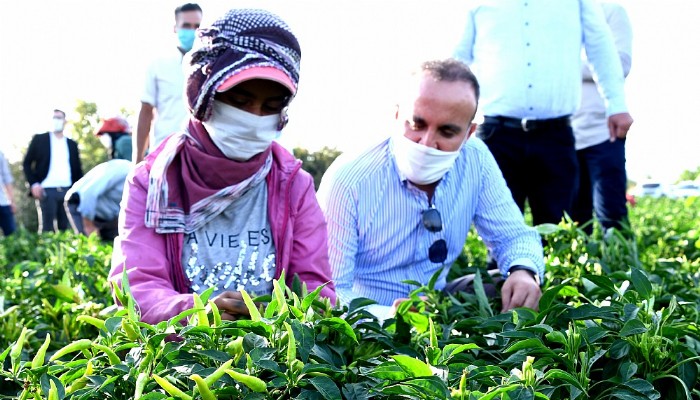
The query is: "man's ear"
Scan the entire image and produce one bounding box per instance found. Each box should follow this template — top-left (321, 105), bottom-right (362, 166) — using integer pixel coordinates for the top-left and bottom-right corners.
top-left (466, 122), bottom-right (477, 139)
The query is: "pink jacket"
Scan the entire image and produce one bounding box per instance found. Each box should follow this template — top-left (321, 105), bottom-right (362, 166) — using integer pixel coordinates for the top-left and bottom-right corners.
top-left (110, 142), bottom-right (335, 323)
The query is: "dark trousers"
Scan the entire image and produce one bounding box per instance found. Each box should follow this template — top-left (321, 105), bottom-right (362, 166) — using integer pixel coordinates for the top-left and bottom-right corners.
top-left (571, 139), bottom-right (628, 234)
top-left (37, 187), bottom-right (70, 233)
top-left (477, 121), bottom-right (578, 226)
top-left (0, 205), bottom-right (16, 236)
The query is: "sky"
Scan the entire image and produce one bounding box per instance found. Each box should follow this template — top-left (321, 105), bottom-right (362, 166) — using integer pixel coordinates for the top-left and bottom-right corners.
top-left (1, 0), bottom-right (698, 183)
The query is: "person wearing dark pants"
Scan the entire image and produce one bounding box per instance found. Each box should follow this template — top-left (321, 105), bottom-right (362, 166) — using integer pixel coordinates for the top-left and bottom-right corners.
top-left (572, 139), bottom-right (629, 233)
top-left (477, 117), bottom-right (578, 226)
top-left (23, 109), bottom-right (83, 233)
top-left (0, 150), bottom-right (17, 236)
top-left (453, 0), bottom-right (634, 227)
top-left (571, 2), bottom-right (633, 235)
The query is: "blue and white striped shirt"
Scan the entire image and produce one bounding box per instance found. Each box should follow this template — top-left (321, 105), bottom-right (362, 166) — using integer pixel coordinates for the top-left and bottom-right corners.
top-left (317, 136), bottom-right (544, 310)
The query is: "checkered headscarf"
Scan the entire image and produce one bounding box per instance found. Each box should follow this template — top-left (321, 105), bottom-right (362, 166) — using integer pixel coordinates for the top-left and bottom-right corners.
top-left (186, 8), bottom-right (301, 122)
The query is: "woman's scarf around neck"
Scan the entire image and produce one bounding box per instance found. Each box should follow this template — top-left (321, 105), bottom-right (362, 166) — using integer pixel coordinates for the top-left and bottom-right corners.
top-left (145, 119), bottom-right (272, 234)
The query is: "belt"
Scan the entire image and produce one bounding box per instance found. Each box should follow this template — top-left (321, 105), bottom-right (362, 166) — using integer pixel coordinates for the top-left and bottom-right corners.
top-left (46, 186), bottom-right (71, 193)
top-left (484, 115), bottom-right (570, 132)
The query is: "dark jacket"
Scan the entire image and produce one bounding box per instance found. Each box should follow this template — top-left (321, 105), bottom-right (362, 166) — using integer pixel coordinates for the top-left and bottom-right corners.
top-left (23, 132), bottom-right (83, 190)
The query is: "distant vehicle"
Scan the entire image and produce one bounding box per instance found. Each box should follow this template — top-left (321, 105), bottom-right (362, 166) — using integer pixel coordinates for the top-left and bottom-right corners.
top-left (632, 181), bottom-right (670, 198)
top-left (669, 181), bottom-right (700, 198)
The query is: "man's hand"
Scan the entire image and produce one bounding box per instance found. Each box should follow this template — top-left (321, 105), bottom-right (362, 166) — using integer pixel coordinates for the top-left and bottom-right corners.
top-left (30, 184), bottom-right (44, 199)
top-left (501, 270), bottom-right (541, 313)
top-left (213, 291), bottom-right (252, 321)
top-left (607, 112), bottom-right (634, 141)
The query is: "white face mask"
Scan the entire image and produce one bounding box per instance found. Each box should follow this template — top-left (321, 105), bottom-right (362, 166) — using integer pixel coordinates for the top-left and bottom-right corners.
top-left (52, 118), bottom-right (65, 133)
top-left (391, 133), bottom-right (462, 185)
top-left (202, 100), bottom-right (281, 161)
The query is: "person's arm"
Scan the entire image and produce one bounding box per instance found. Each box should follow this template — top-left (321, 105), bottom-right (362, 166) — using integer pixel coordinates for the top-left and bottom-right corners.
top-left (22, 135), bottom-right (43, 198)
top-left (471, 141), bottom-right (543, 311)
top-left (286, 171), bottom-right (336, 303)
top-left (109, 165), bottom-right (193, 324)
top-left (4, 184), bottom-right (16, 213)
top-left (452, 6), bottom-right (477, 64)
top-left (134, 102), bottom-right (154, 164)
top-left (580, 0), bottom-right (633, 139)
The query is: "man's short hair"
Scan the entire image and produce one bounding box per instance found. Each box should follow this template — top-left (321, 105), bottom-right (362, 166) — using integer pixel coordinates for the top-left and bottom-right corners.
top-left (53, 109), bottom-right (66, 119)
top-left (420, 59), bottom-right (480, 102)
top-left (175, 3), bottom-right (202, 19)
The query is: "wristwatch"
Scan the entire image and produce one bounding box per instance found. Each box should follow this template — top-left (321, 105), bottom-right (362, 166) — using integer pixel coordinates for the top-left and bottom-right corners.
top-left (508, 266), bottom-right (541, 285)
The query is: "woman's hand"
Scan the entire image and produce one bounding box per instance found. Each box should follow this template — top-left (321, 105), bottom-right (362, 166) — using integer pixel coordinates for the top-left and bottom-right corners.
top-left (213, 291), bottom-right (252, 321)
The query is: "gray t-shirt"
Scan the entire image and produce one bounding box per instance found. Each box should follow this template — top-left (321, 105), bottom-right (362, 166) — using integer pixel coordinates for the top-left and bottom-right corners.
top-left (182, 182), bottom-right (276, 297)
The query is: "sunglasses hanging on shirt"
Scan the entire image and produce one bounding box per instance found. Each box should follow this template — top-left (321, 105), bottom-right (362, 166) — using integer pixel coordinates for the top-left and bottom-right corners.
top-left (422, 207), bottom-right (447, 263)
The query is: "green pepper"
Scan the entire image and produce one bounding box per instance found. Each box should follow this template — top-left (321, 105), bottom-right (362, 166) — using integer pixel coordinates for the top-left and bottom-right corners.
top-left (193, 294), bottom-right (209, 327)
top-left (134, 372), bottom-right (149, 399)
top-left (48, 380), bottom-right (59, 400)
top-left (121, 318), bottom-right (141, 341)
top-left (10, 327), bottom-right (28, 370)
top-left (203, 359), bottom-right (233, 387)
top-left (76, 315), bottom-right (106, 331)
top-left (91, 343), bottom-right (120, 365)
top-left (191, 374), bottom-right (216, 400)
top-left (31, 334), bottom-right (51, 369)
top-left (225, 369), bottom-right (268, 393)
top-left (49, 339), bottom-right (93, 362)
top-left (152, 374), bottom-right (192, 400)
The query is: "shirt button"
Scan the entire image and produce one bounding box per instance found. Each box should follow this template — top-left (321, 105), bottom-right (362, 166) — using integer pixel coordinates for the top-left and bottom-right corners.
top-left (525, 22), bottom-right (529, 26)
top-left (527, 62), bottom-right (532, 66)
top-left (526, 42), bottom-right (530, 46)
top-left (528, 84), bottom-right (533, 88)
top-left (529, 107), bottom-right (534, 111)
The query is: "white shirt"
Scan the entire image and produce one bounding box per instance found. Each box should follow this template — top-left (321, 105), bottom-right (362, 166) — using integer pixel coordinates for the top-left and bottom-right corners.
top-left (41, 133), bottom-right (72, 188)
top-left (141, 47), bottom-right (189, 152)
top-left (572, 2), bottom-right (632, 150)
top-left (454, 0), bottom-right (628, 119)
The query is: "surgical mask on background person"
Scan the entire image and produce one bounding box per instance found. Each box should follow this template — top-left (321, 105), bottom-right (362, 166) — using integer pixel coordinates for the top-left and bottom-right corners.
top-left (52, 118), bottom-right (65, 132)
top-left (202, 100), bottom-right (281, 161)
top-left (98, 134), bottom-right (112, 149)
top-left (391, 133), bottom-right (462, 185)
top-left (177, 29), bottom-right (196, 52)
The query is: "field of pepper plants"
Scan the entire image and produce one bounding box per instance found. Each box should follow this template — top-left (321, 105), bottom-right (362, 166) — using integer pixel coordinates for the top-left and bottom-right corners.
top-left (1, 196), bottom-right (699, 399)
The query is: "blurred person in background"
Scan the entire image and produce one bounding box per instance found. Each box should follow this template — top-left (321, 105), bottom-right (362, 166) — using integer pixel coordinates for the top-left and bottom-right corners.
top-left (571, 2), bottom-right (633, 234)
top-left (134, 3), bottom-right (203, 163)
top-left (65, 116), bottom-right (132, 241)
top-left (23, 109), bottom-right (83, 233)
top-left (0, 149), bottom-right (17, 236)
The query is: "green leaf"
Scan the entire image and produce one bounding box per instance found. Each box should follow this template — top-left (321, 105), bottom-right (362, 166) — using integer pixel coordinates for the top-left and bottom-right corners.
top-left (309, 375), bottom-right (342, 400)
top-left (564, 304), bottom-right (617, 321)
top-left (538, 283), bottom-right (567, 311)
top-left (390, 355), bottom-right (433, 377)
top-left (291, 320), bottom-right (314, 362)
top-left (542, 369), bottom-right (585, 391)
top-left (619, 319), bottom-right (648, 337)
top-left (582, 275), bottom-right (617, 295)
top-left (609, 339), bottom-right (631, 359)
top-left (440, 343), bottom-right (480, 363)
top-left (318, 317), bottom-right (358, 343)
top-left (535, 223), bottom-right (563, 235)
top-left (473, 270), bottom-right (493, 317)
top-left (545, 331), bottom-right (567, 346)
top-left (504, 338), bottom-right (558, 358)
top-left (366, 363), bottom-right (409, 380)
top-left (619, 361), bottom-right (638, 381)
top-left (630, 268), bottom-right (653, 299)
top-left (301, 283), bottom-right (325, 313)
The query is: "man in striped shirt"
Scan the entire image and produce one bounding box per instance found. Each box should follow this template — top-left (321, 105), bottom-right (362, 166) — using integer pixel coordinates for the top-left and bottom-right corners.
top-left (318, 59), bottom-right (544, 321)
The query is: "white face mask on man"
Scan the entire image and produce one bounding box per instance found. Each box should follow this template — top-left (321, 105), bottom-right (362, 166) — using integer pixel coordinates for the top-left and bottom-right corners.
top-left (391, 133), bottom-right (463, 185)
top-left (52, 118), bottom-right (65, 133)
top-left (202, 100), bottom-right (281, 161)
